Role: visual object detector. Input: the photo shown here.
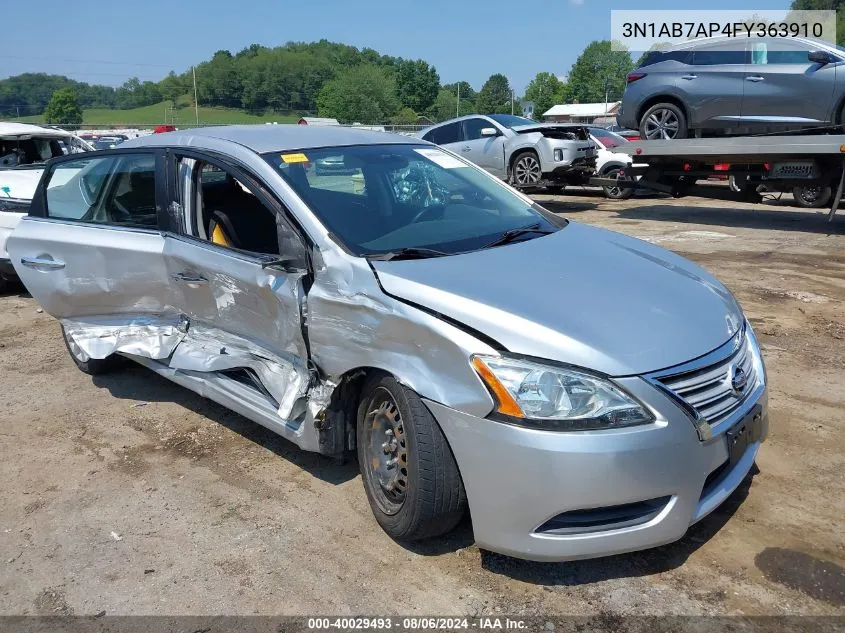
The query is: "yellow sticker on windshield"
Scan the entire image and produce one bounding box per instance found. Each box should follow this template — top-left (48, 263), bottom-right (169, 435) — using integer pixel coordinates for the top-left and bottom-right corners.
top-left (281, 153), bottom-right (309, 164)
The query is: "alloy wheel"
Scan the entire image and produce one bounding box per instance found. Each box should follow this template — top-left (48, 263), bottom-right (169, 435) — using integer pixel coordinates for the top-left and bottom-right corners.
top-left (644, 108), bottom-right (680, 139)
top-left (514, 154), bottom-right (542, 185)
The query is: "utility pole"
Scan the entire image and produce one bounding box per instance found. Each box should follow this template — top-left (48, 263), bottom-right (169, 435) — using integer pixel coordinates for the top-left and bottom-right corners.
top-left (192, 66), bottom-right (199, 126)
top-left (456, 83), bottom-right (460, 118)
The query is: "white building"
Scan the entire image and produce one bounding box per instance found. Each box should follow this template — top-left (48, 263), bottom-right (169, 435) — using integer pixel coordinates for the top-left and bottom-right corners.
top-left (542, 101), bottom-right (620, 123)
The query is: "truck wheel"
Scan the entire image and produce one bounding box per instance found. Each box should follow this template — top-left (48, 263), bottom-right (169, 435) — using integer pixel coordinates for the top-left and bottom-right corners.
top-left (357, 374), bottom-right (467, 541)
top-left (512, 151), bottom-right (542, 186)
top-left (792, 185), bottom-right (831, 209)
top-left (639, 103), bottom-right (688, 140)
top-left (61, 325), bottom-right (125, 375)
top-left (601, 166), bottom-right (634, 199)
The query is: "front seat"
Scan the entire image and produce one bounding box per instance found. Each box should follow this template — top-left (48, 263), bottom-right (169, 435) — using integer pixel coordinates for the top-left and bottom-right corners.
top-left (207, 177), bottom-right (279, 254)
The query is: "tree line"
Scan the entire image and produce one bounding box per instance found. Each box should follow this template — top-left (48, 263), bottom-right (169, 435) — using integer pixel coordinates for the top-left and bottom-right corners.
top-left (2, 39), bottom-right (637, 125)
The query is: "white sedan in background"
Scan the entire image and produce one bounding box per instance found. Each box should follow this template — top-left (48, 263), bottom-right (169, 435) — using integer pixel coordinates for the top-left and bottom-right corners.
top-left (0, 123), bottom-right (93, 291)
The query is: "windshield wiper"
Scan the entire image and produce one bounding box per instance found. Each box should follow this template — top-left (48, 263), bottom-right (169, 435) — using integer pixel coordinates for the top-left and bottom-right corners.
top-left (484, 222), bottom-right (555, 249)
top-left (366, 247), bottom-right (450, 261)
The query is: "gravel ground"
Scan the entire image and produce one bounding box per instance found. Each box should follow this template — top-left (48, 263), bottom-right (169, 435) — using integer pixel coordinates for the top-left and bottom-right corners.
top-left (0, 189), bottom-right (843, 617)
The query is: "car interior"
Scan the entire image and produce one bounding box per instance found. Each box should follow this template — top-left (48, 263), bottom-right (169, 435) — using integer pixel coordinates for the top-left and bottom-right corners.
top-left (196, 163), bottom-right (279, 255)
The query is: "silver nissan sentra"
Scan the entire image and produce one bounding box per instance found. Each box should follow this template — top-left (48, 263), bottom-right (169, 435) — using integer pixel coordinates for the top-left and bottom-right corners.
top-left (6, 125), bottom-right (767, 561)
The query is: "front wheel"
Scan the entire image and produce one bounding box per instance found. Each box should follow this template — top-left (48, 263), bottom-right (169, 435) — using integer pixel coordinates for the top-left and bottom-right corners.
top-left (511, 151), bottom-right (542, 186)
top-left (601, 167), bottom-right (634, 199)
top-left (792, 185), bottom-right (831, 209)
top-left (357, 374), bottom-right (466, 541)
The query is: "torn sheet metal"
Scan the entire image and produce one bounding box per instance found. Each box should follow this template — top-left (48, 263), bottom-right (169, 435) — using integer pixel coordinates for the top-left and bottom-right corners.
top-left (168, 322), bottom-right (309, 421)
top-left (305, 378), bottom-right (338, 421)
top-left (61, 314), bottom-right (187, 360)
top-left (306, 249), bottom-right (498, 418)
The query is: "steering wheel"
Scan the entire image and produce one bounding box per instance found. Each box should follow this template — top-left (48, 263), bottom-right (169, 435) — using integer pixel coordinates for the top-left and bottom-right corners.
top-left (411, 204), bottom-right (444, 224)
top-left (110, 198), bottom-right (132, 222)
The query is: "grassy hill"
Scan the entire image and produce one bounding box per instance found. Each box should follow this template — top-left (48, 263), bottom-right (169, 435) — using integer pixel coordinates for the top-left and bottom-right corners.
top-left (14, 101), bottom-right (300, 127)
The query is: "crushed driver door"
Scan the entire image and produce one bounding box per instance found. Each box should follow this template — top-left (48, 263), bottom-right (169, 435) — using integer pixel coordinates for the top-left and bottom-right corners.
top-left (162, 153), bottom-right (312, 421)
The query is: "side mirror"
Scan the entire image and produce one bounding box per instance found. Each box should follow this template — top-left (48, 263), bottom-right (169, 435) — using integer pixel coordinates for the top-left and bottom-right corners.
top-left (808, 50), bottom-right (833, 65)
top-left (480, 127), bottom-right (498, 137)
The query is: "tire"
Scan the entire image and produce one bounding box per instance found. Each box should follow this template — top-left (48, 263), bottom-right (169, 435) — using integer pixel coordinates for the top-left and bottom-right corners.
top-left (511, 150), bottom-right (542, 186)
top-left (61, 324), bottom-right (125, 375)
top-left (601, 166), bottom-right (634, 200)
top-left (639, 102), bottom-right (688, 140)
top-left (0, 277), bottom-right (8, 295)
top-left (792, 185), bottom-right (832, 209)
top-left (357, 374), bottom-right (467, 541)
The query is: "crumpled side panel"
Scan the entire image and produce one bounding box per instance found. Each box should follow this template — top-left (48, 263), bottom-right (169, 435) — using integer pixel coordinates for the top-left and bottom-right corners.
top-left (168, 323), bottom-right (309, 420)
top-left (61, 314), bottom-right (187, 360)
top-left (306, 250), bottom-right (497, 419)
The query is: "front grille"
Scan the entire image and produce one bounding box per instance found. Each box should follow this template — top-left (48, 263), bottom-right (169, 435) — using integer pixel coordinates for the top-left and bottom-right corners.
top-left (655, 331), bottom-right (758, 425)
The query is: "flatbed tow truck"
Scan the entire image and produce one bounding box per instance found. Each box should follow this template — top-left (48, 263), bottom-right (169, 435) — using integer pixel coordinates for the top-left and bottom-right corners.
top-left (606, 134), bottom-right (845, 222)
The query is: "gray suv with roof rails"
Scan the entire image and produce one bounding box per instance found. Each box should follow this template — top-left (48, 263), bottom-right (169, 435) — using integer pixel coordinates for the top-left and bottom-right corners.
top-left (617, 36), bottom-right (845, 139)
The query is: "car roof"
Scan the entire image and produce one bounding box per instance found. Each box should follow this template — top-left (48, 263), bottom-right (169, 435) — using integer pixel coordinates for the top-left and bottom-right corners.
top-left (0, 122), bottom-right (74, 140)
top-left (658, 35), bottom-right (840, 54)
top-left (123, 124), bottom-right (421, 153)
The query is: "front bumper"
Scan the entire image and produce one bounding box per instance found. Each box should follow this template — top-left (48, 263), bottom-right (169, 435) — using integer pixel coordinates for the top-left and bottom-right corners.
top-left (426, 378), bottom-right (767, 562)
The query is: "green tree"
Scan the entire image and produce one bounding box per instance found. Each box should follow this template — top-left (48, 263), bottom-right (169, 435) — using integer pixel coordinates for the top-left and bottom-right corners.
top-left (391, 107), bottom-right (419, 125)
top-left (789, 0), bottom-right (845, 46)
top-left (43, 88), bottom-right (83, 125)
top-left (317, 64), bottom-right (400, 124)
top-left (395, 59), bottom-right (440, 112)
top-left (524, 72), bottom-right (565, 120)
top-left (476, 74), bottom-right (513, 115)
top-left (563, 40), bottom-right (634, 105)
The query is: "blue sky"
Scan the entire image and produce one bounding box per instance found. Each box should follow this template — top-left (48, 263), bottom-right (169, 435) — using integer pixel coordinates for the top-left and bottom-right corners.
top-left (3, 0), bottom-right (791, 95)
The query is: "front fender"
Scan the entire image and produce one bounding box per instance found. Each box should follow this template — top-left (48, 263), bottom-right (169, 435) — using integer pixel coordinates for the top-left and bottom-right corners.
top-left (306, 248), bottom-right (497, 418)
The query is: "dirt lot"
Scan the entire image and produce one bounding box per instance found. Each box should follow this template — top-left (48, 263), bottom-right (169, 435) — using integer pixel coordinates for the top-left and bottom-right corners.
top-left (0, 189), bottom-right (843, 617)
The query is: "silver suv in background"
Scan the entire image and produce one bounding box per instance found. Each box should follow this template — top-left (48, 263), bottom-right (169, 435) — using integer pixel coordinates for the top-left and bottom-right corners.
top-left (418, 114), bottom-right (596, 187)
top-left (617, 37), bottom-right (845, 139)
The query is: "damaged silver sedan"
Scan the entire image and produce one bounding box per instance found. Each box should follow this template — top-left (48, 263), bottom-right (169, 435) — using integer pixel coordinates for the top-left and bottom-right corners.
top-left (7, 126), bottom-right (767, 561)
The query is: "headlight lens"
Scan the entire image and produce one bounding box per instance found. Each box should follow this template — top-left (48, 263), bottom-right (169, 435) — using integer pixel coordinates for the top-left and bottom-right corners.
top-left (472, 355), bottom-right (654, 431)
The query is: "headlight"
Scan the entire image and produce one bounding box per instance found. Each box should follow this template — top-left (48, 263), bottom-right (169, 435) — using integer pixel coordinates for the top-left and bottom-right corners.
top-left (471, 355), bottom-right (654, 431)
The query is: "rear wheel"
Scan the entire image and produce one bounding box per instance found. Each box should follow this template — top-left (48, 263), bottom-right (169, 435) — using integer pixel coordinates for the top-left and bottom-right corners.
top-left (792, 185), bottom-right (831, 209)
top-left (61, 325), bottom-right (125, 375)
top-left (601, 166), bottom-right (634, 200)
top-left (511, 150), bottom-right (542, 186)
top-left (357, 374), bottom-right (466, 541)
top-left (639, 102), bottom-right (688, 140)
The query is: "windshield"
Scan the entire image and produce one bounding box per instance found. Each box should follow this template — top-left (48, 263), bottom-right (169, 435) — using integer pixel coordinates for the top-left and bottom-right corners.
top-left (590, 128), bottom-right (628, 149)
top-left (488, 114), bottom-right (537, 128)
top-left (263, 144), bottom-right (562, 257)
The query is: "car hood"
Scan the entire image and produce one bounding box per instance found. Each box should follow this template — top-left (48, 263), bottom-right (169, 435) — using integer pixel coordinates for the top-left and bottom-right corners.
top-left (371, 222), bottom-right (743, 376)
top-left (510, 123), bottom-right (591, 140)
top-left (0, 168), bottom-right (44, 201)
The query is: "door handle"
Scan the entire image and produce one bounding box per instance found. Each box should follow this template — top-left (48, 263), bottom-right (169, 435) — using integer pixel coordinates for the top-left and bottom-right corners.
top-left (461, 146), bottom-right (472, 152)
top-left (20, 256), bottom-right (65, 271)
top-left (681, 74), bottom-right (697, 80)
top-left (172, 272), bottom-right (208, 284)
top-left (746, 75), bottom-right (765, 82)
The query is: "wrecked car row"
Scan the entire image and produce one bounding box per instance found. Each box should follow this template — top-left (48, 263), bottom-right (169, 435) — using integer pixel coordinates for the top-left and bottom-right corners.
top-left (7, 125), bottom-right (767, 561)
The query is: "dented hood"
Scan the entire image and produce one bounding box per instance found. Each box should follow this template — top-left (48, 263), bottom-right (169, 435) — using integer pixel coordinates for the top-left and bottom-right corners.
top-left (510, 123), bottom-right (590, 140)
top-left (371, 222), bottom-right (743, 376)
